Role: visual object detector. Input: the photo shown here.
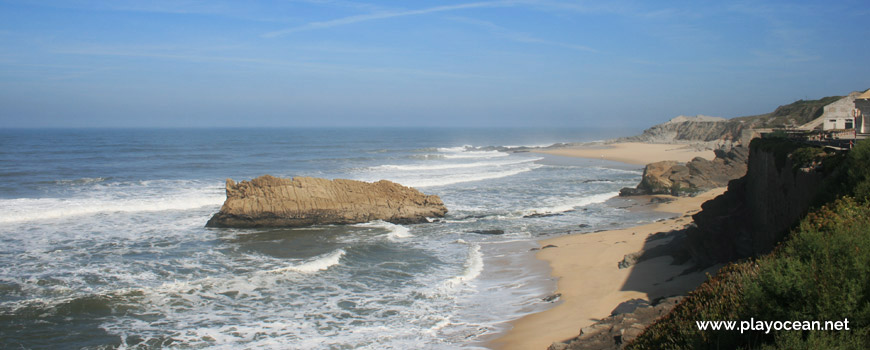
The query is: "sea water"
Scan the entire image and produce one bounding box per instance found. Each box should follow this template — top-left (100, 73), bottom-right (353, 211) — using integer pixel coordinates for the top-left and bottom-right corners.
top-left (0, 128), bottom-right (668, 349)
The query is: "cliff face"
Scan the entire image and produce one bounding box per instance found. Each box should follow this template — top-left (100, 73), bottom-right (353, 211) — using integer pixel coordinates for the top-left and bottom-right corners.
top-left (205, 175), bottom-right (447, 228)
top-left (686, 140), bottom-right (827, 266)
top-left (619, 96), bottom-right (843, 147)
top-left (618, 116), bottom-right (754, 146)
top-left (732, 95), bottom-right (843, 128)
top-left (620, 146), bottom-right (749, 196)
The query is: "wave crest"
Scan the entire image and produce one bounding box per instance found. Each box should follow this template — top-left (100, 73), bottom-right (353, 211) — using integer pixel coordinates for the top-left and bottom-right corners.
top-left (264, 249), bottom-right (346, 274)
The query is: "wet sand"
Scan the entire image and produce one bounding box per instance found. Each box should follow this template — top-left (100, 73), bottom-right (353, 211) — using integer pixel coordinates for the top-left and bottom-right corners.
top-left (489, 188), bottom-right (725, 350)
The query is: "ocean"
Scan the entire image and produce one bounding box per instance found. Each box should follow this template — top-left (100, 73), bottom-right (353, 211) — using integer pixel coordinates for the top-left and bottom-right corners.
top-left (0, 127), bottom-right (670, 349)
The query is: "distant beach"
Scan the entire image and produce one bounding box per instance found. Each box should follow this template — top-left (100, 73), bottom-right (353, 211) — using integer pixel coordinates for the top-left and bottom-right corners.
top-left (536, 142), bottom-right (716, 165)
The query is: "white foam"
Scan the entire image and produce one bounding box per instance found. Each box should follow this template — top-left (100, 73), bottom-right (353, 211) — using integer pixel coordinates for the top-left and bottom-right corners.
top-left (436, 243), bottom-right (484, 295)
top-left (394, 164), bottom-right (543, 188)
top-left (522, 191), bottom-right (618, 216)
top-left (501, 144), bottom-right (554, 149)
top-left (0, 194), bottom-right (224, 224)
top-left (436, 146), bottom-right (470, 152)
top-left (352, 220), bottom-right (413, 240)
top-left (0, 179), bottom-right (225, 224)
top-left (442, 150), bottom-right (509, 159)
top-left (371, 157), bottom-right (540, 172)
top-left (594, 166), bottom-right (644, 175)
top-left (435, 146), bottom-right (510, 159)
top-left (264, 249), bottom-right (346, 274)
top-left (55, 177), bottom-right (110, 185)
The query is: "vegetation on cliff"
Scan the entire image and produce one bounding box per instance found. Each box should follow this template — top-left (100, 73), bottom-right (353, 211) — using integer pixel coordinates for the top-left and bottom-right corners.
top-left (621, 96), bottom-right (844, 147)
top-left (627, 140), bottom-right (870, 349)
top-left (733, 96), bottom-right (843, 128)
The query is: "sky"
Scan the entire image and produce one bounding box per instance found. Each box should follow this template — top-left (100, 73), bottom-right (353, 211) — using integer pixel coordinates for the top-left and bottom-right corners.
top-left (0, 0), bottom-right (868, 128)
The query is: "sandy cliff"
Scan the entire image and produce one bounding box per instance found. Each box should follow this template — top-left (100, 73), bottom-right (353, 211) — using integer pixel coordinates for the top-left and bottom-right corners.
top-left (205, 175), bottom-right (447, 228)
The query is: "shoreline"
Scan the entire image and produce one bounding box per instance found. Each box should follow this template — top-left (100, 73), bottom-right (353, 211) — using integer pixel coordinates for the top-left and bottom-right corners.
top-left (488, 143), bottom-right (722, 350)
top-left (489, 188), bottom-right (724, 350)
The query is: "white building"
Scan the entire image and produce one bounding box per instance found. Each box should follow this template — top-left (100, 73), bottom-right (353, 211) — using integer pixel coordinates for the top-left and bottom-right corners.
top-left (822, 91), bottom-right (863, 130)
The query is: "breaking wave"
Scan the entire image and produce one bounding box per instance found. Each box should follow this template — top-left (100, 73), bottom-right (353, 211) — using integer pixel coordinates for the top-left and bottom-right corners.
top-left (264, 249), bottom-right (346, 274)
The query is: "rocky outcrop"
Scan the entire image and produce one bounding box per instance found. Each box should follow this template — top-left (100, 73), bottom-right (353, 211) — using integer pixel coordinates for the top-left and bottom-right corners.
top-left (619, 146), bottom-right (749, 196)
top-left (685, 139), bottom-right (830, 266)
top-left (205, 175), bottom-right (447, 228)
top-left (548, 297), bottom-right (684, 350)
top-left (617, 115), bottom-right (755, 147)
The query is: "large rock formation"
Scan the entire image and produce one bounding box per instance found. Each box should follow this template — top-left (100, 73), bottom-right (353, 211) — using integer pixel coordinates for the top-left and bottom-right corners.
top-left (685, 139), bottom-right (831, 266)
top-left (619, 146), bottom-right (749, 196)
top-left (548, 297), bottom-right (685, 350)
top-left (205, 175), bottom-right (447, 228)
top-left (617, 115), bottom-right (755, 148)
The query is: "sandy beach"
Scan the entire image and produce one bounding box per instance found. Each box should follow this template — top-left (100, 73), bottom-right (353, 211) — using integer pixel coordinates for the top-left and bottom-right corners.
top-left (489, 186), bottom-right (725, 350)
top-left (485, 141), bottom-right (724, 350)
top-left (537, 142), bottom-right (716, 165)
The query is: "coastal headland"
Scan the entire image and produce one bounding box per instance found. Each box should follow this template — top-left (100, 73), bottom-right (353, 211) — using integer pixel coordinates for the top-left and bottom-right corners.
top-left (494, 99), bottom-right (868, 349)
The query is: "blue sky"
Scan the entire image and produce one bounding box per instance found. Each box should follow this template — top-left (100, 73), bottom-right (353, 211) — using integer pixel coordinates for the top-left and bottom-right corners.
top-left (1, 0), bottom-right (868, 128)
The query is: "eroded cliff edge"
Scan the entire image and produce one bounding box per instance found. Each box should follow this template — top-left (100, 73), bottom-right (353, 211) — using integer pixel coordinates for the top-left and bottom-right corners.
top-left (205, 175), bottom-right (447, 228)
top-left (686, 138), bottom-right (832, 266)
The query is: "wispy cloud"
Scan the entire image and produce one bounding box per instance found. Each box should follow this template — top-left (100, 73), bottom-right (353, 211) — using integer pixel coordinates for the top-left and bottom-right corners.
top-left (22, 1), bottom-right (298, 23)
top-left (49, 45), bottom-right (496, 80)
top-left (288, 0), bottom-right (391, 13)
top-left (510, 0), bottom-right (688, 19)
top-left (263, 1), bottom-right (520, 37)
top-left (450, 17), bottom-right (598, 53)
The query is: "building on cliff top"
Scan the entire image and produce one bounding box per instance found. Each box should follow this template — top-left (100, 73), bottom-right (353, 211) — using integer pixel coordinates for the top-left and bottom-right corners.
top-left (854, 89), bottom-right (870, 135)
top-left (819, 91), bottom-right (863, 130)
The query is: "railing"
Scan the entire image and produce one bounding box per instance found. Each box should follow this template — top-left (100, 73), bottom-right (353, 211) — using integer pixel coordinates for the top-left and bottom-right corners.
top-left (760, 129), bottom-right (861, 150)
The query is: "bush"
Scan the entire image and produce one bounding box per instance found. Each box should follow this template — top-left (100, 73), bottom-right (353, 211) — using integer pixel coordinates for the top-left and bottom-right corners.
top-left (627, 198), bottom-right (870, 349)
top-left (846, 139), bottom-right (870, 201)
top-left (789, 146), bottom-right (826, 171)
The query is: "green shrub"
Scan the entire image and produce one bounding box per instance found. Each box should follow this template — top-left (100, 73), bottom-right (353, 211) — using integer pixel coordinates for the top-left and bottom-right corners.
top-left (789, 146), bottom-right (826, 171)
top-left (627, 198), bottom-right (870, 349)
top-left (846, 139), bottom-right (870, 201)
top-left (751, 138), bottom-right (804, 169)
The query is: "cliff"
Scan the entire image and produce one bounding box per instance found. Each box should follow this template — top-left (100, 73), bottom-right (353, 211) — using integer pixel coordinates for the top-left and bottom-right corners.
top-left (617, 115), bottom-right (754, 147)
top-left (205, 175), bottom-right (447, 228)
top-left (732, 95), bottom-right (843, 128)
top-left (552, 138), bottom-right (845, 350)
top-left (619, 146), bottom-right (749, 196)
top-left (685, 138), bottom-right (832, 266)
top-left (617, 96), bottom-right (844, 148)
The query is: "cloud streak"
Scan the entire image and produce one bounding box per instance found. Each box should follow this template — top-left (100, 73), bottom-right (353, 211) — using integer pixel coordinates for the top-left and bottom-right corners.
top-left (48, 45), bottom-right (498, 80)
top-left (263, 1), bottom-right (520, 37)
top-left (450, 17), bottom-right (598, 53)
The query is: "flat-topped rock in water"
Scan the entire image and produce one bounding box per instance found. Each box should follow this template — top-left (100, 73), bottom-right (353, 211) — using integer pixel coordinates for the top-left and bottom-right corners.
top-left (206, 175), bottom-right (447, 228)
